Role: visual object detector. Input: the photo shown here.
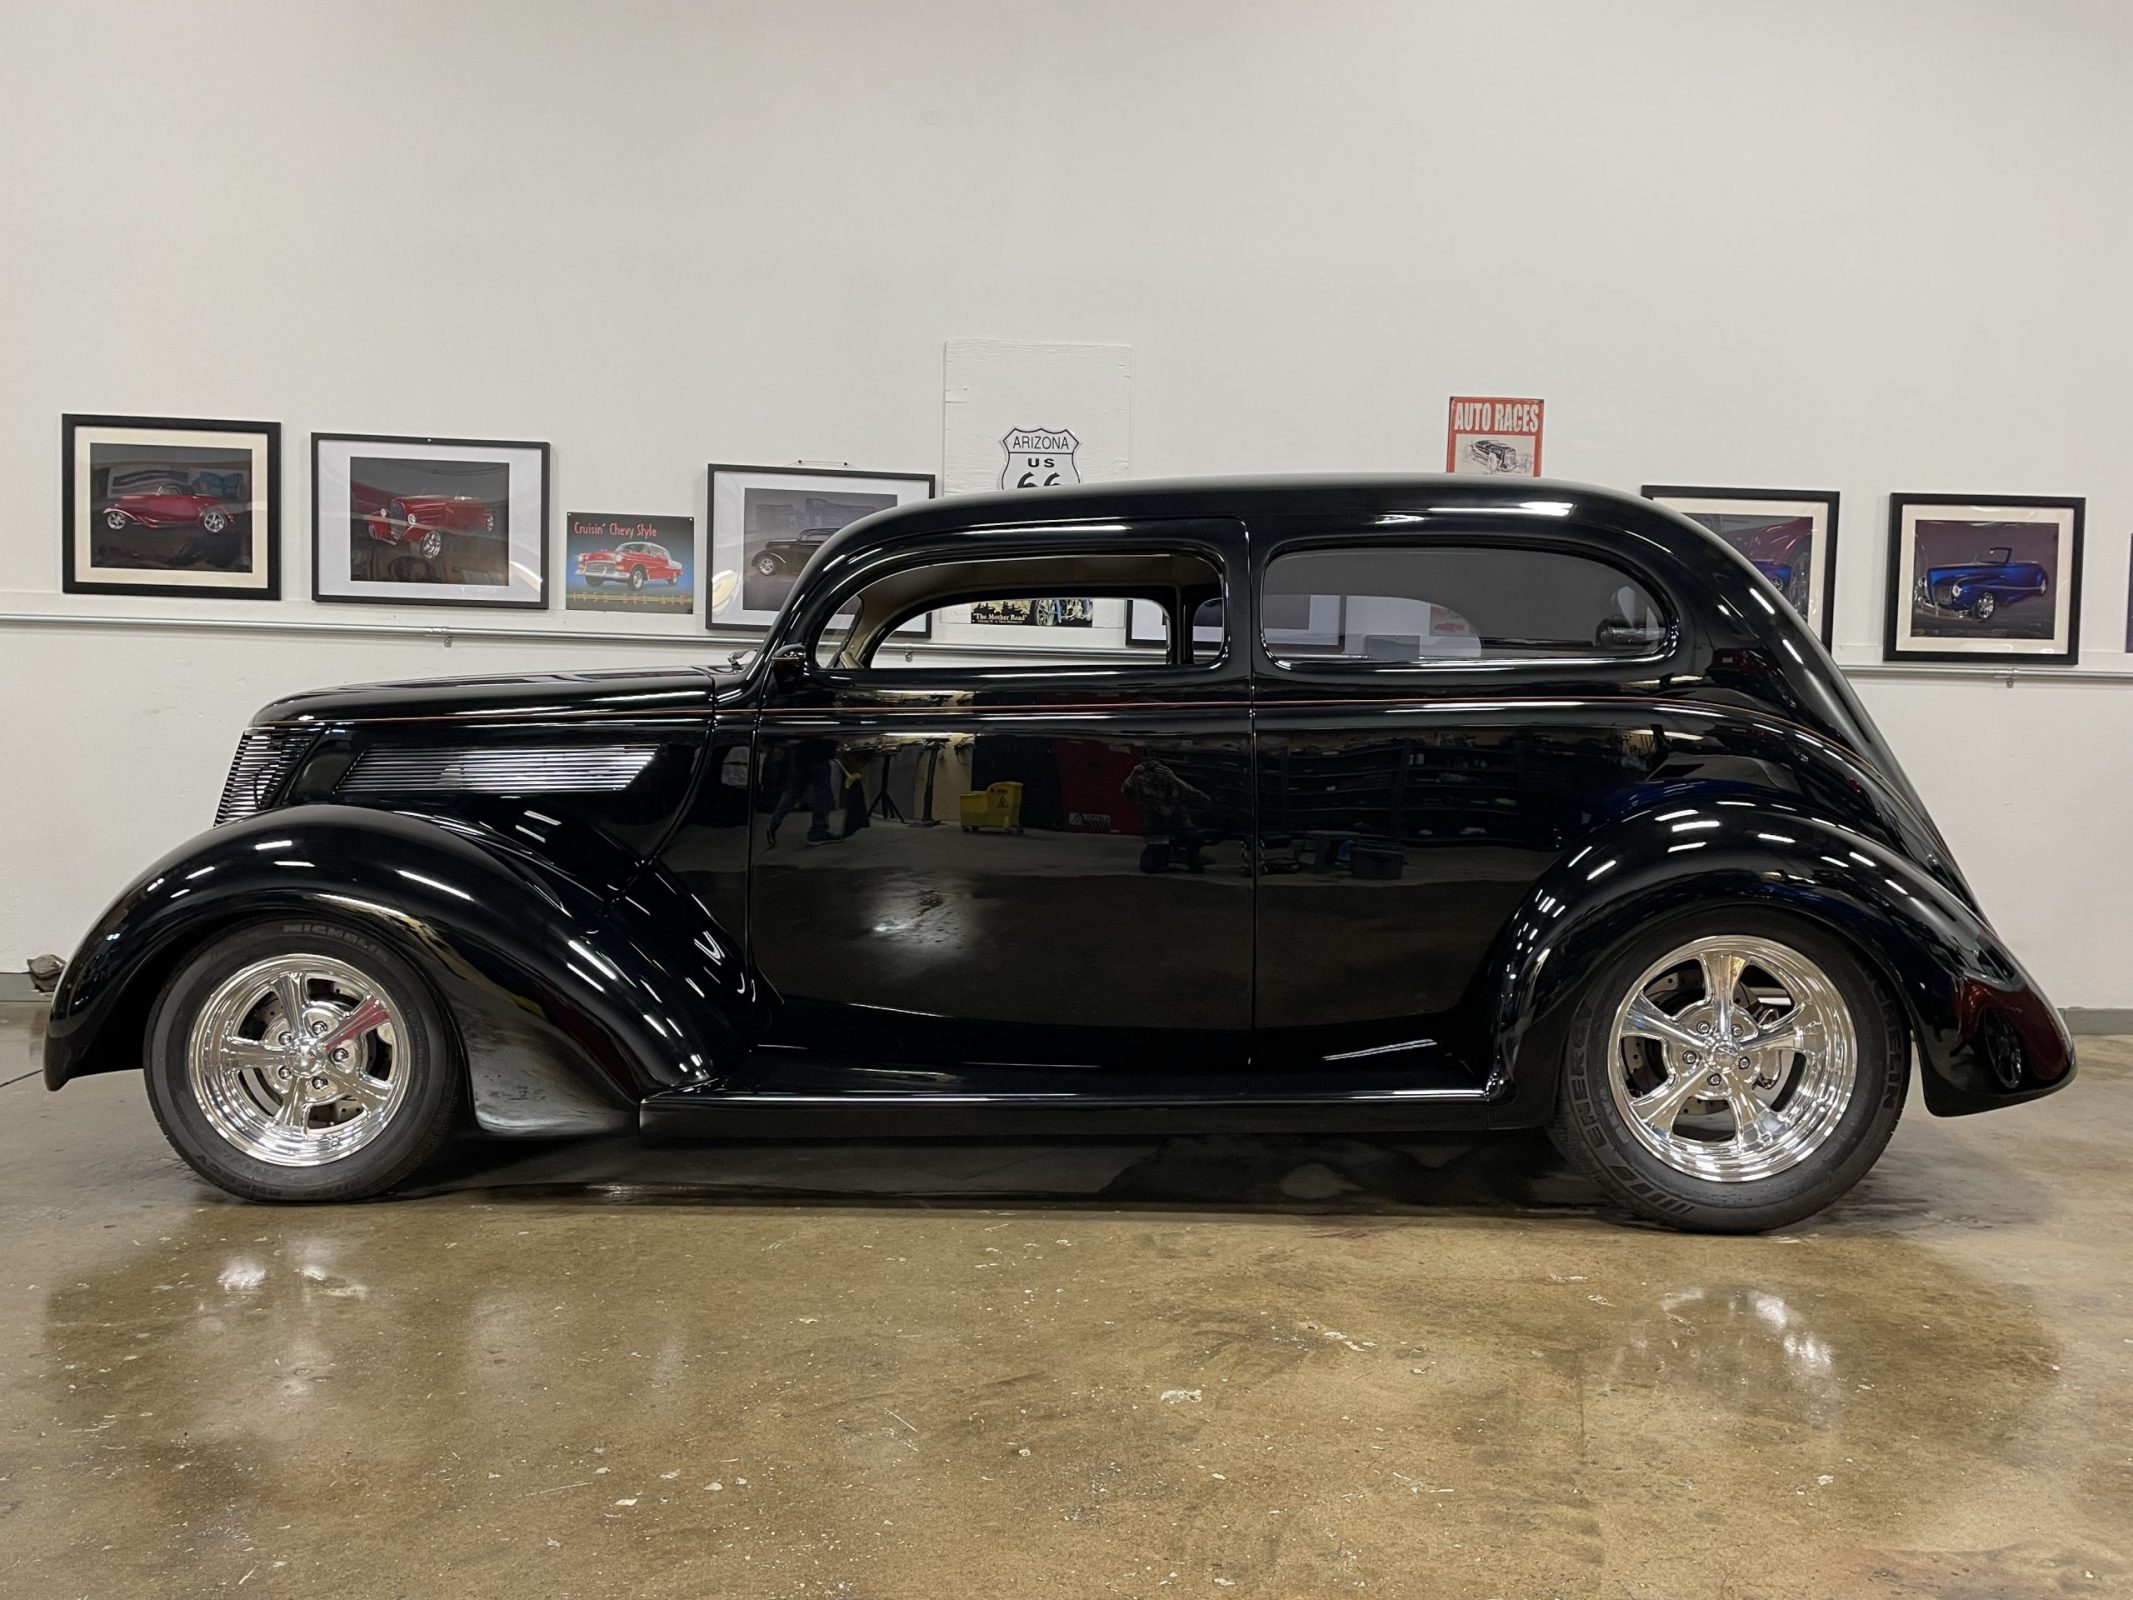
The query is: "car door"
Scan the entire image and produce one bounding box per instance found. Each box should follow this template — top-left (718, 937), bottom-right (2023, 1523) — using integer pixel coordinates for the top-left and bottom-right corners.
top-left (746, 518), bottom-right (1254, 1080)
top-left (143, 486), bottom-right (192, 524)
top-left (1247, 514), bottom-right (1674, 1081)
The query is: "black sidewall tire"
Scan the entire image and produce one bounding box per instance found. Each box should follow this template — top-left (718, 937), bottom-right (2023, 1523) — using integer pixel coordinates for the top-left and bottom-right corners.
top-left (1548, 906), bottom-right (1907, 1233)
top-left (144, 917), bottom-right (462, 1203)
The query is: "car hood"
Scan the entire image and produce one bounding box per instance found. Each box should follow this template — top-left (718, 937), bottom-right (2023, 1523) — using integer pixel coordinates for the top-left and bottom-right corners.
top-left (256, 665), bottom-right (730, 727)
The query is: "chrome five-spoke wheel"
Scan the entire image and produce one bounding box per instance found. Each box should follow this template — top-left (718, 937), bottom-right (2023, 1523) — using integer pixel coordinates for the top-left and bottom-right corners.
top-left (1607, 935), bottom-right (1858, 1183)
top-left (184, 954), bottom-right (412, 1167)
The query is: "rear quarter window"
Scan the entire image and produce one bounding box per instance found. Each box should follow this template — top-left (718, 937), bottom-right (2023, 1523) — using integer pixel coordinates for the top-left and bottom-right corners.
top-left (1262, 544), bottom-right (1668, 665)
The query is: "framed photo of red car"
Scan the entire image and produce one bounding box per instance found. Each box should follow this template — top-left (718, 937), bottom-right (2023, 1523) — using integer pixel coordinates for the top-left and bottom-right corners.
top-left (565, 512), bottom-right (695, 616)
top-left (1885, 493), bottom-right (2083, 665)
top-left (62, 413), bottom-right (279, 599)
top-left (708, 464), bottom-right (934, 634)
top-left (313, 432), bottom-right (549, 608)
top-left (1644, 485), bottom-right (1839, 645)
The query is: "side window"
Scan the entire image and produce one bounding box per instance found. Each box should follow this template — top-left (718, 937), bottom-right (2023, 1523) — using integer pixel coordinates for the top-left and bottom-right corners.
top-left (1261, 544), bottom-right (1667, 666)
top-left (813, 548), bottom-right (1227, 670)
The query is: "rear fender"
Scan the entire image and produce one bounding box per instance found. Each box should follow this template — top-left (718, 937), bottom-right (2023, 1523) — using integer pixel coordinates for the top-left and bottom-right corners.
top-left (43, 806), bottom-right (752, 1136)
top-left (1482, 802), bottom-right (2073, 1125)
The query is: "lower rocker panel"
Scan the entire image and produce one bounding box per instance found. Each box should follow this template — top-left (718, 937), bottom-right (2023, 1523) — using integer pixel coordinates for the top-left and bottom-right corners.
top-left (638, 1085), bottom-right (1496, 1140)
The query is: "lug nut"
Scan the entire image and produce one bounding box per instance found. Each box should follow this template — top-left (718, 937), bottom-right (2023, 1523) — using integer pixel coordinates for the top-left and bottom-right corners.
top-left (310, 1074), bottom-right (329, 1091)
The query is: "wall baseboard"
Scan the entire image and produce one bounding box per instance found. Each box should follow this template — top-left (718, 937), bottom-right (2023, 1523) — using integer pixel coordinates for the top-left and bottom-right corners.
top-left (0, 971), bottom-right (43, 1003)
top-left (2062, 1008), bottom-right (2133, 1036)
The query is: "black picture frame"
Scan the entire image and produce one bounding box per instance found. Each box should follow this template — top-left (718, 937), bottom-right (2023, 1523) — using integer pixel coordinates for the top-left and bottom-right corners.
top-left (707, 462), bottom-right (937, 634)
top-left (312, 431), bottom-right (551, 609)
top-left (1643, 485), bottom-right (1840, 646)
top-left (1883, 492), bottom-right (2084, 666)
top-left (62, 412), bottom-right (281, 600)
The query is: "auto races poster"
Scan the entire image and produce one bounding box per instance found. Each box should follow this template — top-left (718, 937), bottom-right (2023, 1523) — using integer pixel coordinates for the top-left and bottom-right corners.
top-left (1446, 396), bottom-right (1545, 475)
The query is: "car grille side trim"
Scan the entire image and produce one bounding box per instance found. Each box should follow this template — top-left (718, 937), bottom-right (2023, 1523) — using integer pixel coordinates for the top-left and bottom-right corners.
top-left (338, 743), bottom-right (662, 796)
top-left (214, 728), bottom-right (316, 825)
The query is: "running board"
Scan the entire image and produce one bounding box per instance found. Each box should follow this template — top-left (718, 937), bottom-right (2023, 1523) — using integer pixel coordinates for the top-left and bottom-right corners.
top-left (639, 1081), bottom-right (1495, 1140)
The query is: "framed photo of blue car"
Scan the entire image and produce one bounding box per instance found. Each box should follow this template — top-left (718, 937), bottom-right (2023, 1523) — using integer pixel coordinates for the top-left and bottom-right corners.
top-left (1884, 493), bottom-right (2084, 665)
top-left (1644, 485), bottom-right (1838, 645)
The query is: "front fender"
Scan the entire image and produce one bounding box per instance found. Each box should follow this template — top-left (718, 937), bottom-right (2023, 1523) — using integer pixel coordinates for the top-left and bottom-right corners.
top-left (1482, 802), bottom-right (2074, 1125)
top-left (44, 806), bottom-right (752, 1136)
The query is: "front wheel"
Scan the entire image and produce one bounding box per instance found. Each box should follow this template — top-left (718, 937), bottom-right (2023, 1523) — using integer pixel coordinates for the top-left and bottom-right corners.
top-left (1972, 592), bottom-right (1997, 621)
top-left (1548, 909), bottom-right (1906, 1232)
top-left (144, 918), bottom-right (462, 1202)
top-left (628, 567), bottom-right (646, 590)
top-left (753, 553), bottom-right (782, 577)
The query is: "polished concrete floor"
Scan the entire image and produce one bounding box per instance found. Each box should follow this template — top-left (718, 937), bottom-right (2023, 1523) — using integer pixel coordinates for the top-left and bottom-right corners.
top-left (3, 1005), bottom-right (2129, 1599)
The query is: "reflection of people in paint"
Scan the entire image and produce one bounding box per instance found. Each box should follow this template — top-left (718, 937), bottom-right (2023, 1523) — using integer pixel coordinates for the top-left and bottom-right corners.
top-left (1123, 759), bottom-right (1209, 874)
top-left (767, 738), bottom-right (838, 847)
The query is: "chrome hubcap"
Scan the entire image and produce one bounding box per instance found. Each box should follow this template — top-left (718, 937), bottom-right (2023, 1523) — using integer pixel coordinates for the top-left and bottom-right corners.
top-left (1607, 935), bottom-right (1857, 1183)
top-left (185, 955), bottom-right (411, 1166)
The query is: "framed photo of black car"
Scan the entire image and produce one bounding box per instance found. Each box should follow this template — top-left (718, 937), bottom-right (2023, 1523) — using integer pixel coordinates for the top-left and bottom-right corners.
top-left (707, 464), bottom-right (935, 633)
top-left (1643, 485), bottom-right (1838, 645)
top-left (1884, 493), bottom-right (2083, 664)
top-left (313, 432), bottom-right (549, 608)
top-left (62, 413), bottom-right (280, 599)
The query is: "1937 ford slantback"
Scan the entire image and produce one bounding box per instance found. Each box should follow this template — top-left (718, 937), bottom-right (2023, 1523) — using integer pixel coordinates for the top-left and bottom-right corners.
top-left (44, 477), bottom-right (2073, 1230)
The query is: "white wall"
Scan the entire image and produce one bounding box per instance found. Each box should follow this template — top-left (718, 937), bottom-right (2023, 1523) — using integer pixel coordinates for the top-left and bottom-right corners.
top-left (3, 1), bottom-right (2130, 1003)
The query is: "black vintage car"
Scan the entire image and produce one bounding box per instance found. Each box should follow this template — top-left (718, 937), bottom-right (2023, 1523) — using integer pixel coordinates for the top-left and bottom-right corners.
top-left (43, 477), bottom-right (2073, 1230)
top-left (752, 525), bottom-right (839, 576)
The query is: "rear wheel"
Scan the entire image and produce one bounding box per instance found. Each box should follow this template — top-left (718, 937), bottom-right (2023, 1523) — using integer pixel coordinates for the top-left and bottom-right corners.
top-left (144, 919), bottom-right (461, 1202)
top-left (1548, 909), bottom-right (1906, 1232)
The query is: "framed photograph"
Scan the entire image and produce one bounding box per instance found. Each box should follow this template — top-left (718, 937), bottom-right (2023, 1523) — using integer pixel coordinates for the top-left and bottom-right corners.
top-left (1127, 593), bottom-right (1344, 650)
top-left (1884, 493), bottom-right (2083, 665)
top-left (62, 413), bottom-right (279, 599)
top-left (313, 433), bottom-right (549, 608)
top-left (708, 464), bottom-right (934, 632)
top-left (564, 512), bottom-right (695, 616)
top-left (1645, 485), bottom-right (1839, 644)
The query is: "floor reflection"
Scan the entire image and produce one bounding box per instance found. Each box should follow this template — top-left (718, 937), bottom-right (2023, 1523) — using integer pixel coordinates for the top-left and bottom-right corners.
top-left (398, 1127), bottom-right (1610, 1215)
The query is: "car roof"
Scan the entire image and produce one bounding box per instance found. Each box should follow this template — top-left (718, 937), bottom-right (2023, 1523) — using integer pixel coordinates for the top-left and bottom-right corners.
top-left (816, 474), bottom-right (1708, 563)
